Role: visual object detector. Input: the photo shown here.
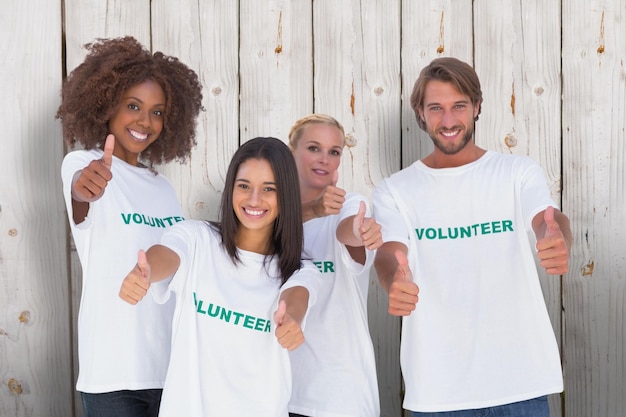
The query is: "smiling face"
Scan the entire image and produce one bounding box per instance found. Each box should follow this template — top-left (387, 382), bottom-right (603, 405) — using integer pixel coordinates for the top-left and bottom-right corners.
top-left (291, 123), bottom-right (344, 199)
top-left (232, 158), bottom-right (279, 243)
top-left (418, 79), bottom-right (480, 160)
top-left (107, 79), bottom-right (165, 165)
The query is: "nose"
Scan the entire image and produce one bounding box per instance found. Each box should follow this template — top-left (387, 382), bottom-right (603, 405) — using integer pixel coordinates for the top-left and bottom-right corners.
top-left (137, 110), bottom-right (151, 128)
top-left (441, 109), bottom-right (455, 128)
top-left (248, 188), bottom-right (261, 205)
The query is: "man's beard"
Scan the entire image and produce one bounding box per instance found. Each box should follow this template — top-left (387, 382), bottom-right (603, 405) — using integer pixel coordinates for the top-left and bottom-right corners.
top-left (429, 124), bottom-right (474, 155)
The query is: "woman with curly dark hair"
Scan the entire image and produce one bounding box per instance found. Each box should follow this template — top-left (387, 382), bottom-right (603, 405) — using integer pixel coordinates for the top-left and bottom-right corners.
top-left (57, 36), bottom-right (203, 417)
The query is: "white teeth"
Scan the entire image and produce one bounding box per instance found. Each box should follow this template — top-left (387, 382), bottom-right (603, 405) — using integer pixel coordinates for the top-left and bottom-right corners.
top-left (245, 208), bottom-right (264, 216)
top-left (129, 129), bottom-right (148, 140)
top-left (442, 130), bottom-right (459, 137)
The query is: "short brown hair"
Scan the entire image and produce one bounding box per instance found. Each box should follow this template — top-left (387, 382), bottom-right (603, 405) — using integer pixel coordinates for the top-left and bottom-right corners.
top-left (410, 57), bottom-right (483, 131)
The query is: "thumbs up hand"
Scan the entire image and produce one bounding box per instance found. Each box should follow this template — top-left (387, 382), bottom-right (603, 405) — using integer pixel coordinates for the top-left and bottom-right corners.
top-left (352, 201), bottom-right (383, 251)
top-left (119, 249), bottom-right (152, 305)
top-left (71, 134), bottom-right (115, 203)
top-left (387, 250), bottom-right (419, 316)
top-left (274, 300), bottom-right (305, 351)
top-left (307, 170), bottom-right (346, 218)
top-left (536, 206), bottom-right (570, 275)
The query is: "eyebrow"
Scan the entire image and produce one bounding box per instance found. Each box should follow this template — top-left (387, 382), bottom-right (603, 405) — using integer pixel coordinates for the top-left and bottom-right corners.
top-left (302, 139), bottom-right (342, 149)
top-left (124, 96), bottom-right (165, 106)
top-left (425, 99), bottom-right (470, 107)
top-left (235, 178), bottom-right (277, 185)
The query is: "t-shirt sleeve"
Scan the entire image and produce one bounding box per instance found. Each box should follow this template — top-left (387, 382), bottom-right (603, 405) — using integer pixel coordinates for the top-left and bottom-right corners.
top-left (337, 193), bottom-right (375, 275)
top-left (372, 178), bottom-right (411, 247)
top-left (280, 260), bottom-right (323, 329)
top-left (61, 150), bottom-right (100, 229)
top-left (518, 157), bottom-right (559, 231)
top-left (150, 221), bottom-right (197, 304)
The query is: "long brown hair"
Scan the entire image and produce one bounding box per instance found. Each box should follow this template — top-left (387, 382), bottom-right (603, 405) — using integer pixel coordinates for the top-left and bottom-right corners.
top-left (213, 137), bottom-right (303, 285)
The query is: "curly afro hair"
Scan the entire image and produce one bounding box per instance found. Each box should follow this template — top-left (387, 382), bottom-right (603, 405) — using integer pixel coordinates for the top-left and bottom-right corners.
top-left (56, 36), bottom-right (204, 165)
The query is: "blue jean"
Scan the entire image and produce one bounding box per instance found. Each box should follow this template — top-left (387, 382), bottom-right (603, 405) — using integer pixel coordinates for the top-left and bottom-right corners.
top-left (411, 396), bottom-right (550, 417)
top-left (81, 389), bottom-right (162, 417)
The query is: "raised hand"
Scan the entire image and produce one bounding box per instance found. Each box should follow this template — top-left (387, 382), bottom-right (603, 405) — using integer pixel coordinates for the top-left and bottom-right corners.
top-left (72, 134), bottom-right (115, 203)
top-left (309, 170), bottom-right (346, 218)
top-left (274, 300), bottom-right (305, 351)
top-left (352, 201), bottom-right (383, 251)
top-left (119, 250), bottom-right (151, 305)
top-left (536, 206), bottom-right (570, 275)
top-left (387, 250), bottom-right (419, 316)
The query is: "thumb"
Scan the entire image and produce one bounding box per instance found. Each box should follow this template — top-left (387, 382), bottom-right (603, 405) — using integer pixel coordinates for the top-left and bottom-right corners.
top-left (543, 206), bottom-right (559, 235)
top-left (137, 249), bottom-right (151, 283)
top-left (395, 250), bottom-right (410, 281)
top-left (102, 134), bottom-right (115, 169)
top-left (274, 299), bottom-right (287, 326)
top-left (331, 170), bottom-right (339, 187)
top-left (355, 201), bottom-right (366, 226)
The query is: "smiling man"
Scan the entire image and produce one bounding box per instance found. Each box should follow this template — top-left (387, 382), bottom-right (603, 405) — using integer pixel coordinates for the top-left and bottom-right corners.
top-left (373, 57), bottom-right (572, 417)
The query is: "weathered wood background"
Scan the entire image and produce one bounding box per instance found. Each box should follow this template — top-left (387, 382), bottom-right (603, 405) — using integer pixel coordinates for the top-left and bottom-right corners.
top-left (1, 1), bottom-right (624, 416)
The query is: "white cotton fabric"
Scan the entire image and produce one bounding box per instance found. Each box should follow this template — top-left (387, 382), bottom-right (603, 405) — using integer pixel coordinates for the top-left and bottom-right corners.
top-left (61, 149), bottom-right (181, 393)
top-left (151, 220), bottom-right (321, 417)
top-left (372, 151), bottom-right (563, 412)
top-left (289, 193), bottom-right (380, 417)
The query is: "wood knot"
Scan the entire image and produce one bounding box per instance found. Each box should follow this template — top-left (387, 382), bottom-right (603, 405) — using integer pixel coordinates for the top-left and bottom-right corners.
top-left (8, 378), bottom-right (23, 395)
top-left (504, 133), bottom-right (518, 148)
top-left (344, 133), bottom-right (357, 148)
top-left (19, 311), bottom-right (31, 324)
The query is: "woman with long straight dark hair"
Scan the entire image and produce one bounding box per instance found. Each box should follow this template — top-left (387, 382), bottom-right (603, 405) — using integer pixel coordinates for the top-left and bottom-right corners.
top-left (120, 137), bottom-right (321, 417)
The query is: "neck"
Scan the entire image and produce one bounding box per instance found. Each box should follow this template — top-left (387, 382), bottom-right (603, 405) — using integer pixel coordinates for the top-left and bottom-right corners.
top-left (234, 228), bottom-right (273, 255)
top-left (424, 144), bottom-right (486, 169)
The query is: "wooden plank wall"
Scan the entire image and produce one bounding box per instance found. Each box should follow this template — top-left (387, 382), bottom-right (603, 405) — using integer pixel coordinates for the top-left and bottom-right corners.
top-left (1, 1), bottom-right (624, 416)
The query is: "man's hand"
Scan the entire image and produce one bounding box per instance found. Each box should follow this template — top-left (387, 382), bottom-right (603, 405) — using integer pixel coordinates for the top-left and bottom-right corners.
top-left (388, 250), bottom-right (419, 316)
top-left (536, 206), bottom-right (570, 275)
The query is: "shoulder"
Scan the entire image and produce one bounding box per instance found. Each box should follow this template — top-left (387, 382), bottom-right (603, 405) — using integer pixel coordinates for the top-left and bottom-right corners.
top-left (62, 149), bottom-right (101, 165)
top-left (485, 151), bottom-right (538, 167)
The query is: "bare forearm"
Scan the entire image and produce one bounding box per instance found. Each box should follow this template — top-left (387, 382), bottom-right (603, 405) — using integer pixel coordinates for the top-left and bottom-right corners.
top-left (374, 242), bottom-right (407, 292)
top-left (145, 244), bottom-right (180, 282)
top-left (279, 286), bottom-right (309, 324)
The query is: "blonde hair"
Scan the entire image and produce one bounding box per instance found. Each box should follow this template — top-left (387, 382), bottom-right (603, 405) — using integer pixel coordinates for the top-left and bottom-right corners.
top-left (288, 114), bottom-right (345, 149)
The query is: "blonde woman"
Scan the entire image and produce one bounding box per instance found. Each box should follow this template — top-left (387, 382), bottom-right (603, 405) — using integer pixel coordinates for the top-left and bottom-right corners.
top-left (287, 114), bottom-right (382, 417)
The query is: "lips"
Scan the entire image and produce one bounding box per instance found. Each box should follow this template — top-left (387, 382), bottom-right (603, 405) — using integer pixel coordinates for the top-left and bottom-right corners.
top-left (312, 168), bottom-right (328, 176)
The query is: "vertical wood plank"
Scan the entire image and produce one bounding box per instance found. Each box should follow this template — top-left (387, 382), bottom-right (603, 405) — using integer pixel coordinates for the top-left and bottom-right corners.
top-left (0, 1), bottom-right (71, 416)
top-left (562, 1), bottom-right (626, 416)
top-left (62, 2), bottom-right (152, 415)
top-left (63, 0), bottom-right (151, 71)
top-left (401, 0), bottom-right (473, 169)
top-left (398, 1), bottom-right (473, 415)
top-left (473, 1), bottom-right (564, 415)
top-left (151, 0), bottom-right (239, 222)
top-left (312, 1), bottom-right (403, 415)
top-left (239, 0), bottom-right (313, 143)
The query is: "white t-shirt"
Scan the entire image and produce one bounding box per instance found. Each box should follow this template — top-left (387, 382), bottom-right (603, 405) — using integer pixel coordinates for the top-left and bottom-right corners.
top-left (151, 220), bottom-right (321, 417)
top-left (372, 151), bottom-right (563, 412)
top-left (61, 149), bottom-right (182, 393)
top-left (289, 193), bottom-right (380, 417)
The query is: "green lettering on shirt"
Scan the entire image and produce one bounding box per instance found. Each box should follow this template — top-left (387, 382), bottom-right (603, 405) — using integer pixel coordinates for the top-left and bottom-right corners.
top-left (414, 220), bottom-right (515, 240)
